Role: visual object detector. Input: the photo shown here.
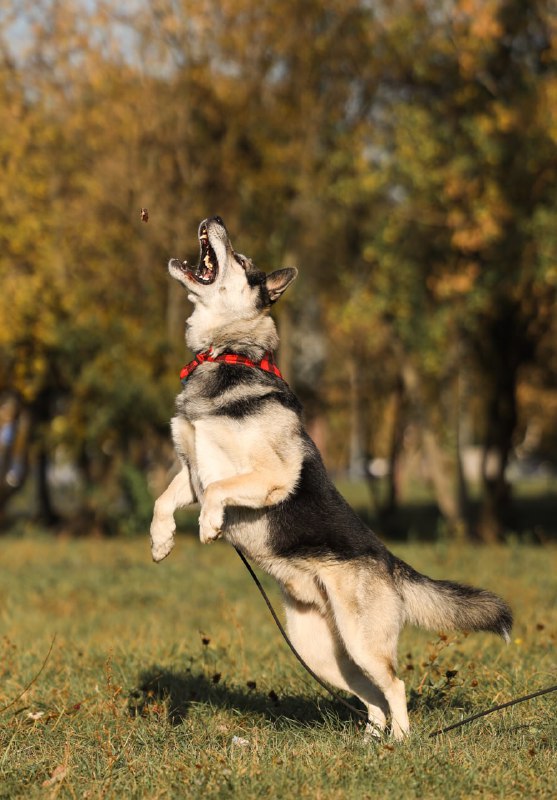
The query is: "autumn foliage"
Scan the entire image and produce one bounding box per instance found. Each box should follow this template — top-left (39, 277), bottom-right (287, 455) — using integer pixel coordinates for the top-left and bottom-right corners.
top-left (0, 0), bottom-right (556, 539)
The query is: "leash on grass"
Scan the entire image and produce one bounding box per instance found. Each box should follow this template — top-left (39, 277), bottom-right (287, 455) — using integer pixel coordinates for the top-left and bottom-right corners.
top-left (234, 547), bottom-right (557, 737)
top-left (428, 683), bottom-right (557, 737)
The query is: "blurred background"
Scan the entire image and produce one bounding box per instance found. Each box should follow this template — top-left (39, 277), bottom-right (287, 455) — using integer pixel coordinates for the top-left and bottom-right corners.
top-left (0, 0), bottom-right (556, 543)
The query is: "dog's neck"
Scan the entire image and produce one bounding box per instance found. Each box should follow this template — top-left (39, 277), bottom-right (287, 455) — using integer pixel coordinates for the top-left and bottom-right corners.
top-left (186, 306), bottom-right (279, 359)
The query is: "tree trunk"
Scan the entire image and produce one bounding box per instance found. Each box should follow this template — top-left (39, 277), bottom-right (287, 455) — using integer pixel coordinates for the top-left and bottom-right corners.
top-left (348, 353), bottom-right (369, 481)
top-left (473, 303), bottom-right (527, 543)
top-left (36, 441), bottom-right (59, 526)
top-left (383, 376), bottom-right (405, 516)
top-left (455, 362), bottom-right (473, 540)
top-left (477, 365), bottom-right (518, 542)
top-left (400, 359), bottom-right (466, 535)
top-left (32, 390), bottom-right (60, 527)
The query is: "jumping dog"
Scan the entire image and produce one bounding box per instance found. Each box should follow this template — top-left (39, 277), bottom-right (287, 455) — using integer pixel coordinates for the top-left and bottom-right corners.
top-left (150, 216), bottom-right (512, 739)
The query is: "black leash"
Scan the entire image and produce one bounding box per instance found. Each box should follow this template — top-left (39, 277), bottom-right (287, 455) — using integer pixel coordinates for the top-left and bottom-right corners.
top-left (428, 682), bottom-right (557, 737)
top-left (234, 546), bottom-right (557, 737)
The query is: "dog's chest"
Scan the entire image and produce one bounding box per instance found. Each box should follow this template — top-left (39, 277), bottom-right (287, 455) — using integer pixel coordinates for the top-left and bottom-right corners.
top-left (170, 414), bottom-right (257, 497)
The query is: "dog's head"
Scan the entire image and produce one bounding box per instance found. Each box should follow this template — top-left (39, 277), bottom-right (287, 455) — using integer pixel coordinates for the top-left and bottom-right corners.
top-left (169, 217), bottom-right (297, 316)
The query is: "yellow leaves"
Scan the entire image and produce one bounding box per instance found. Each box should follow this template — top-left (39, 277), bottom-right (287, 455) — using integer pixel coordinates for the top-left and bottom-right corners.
top-left (457, 50), bottom-right (477, 79)
top-left (540, 76), bottom-right (557, 144)
top-left (546, 265), bottom-right (557, 287)
top-left (324, 283), bottom-right (383, 344)
top-left (382, 226), bottom-right (400, 247)
top-left (475, 112), bottom-right (497, 141)
top-left (427, 263), bottom-right (480, 301)
top-left (11, 356), bottom-right (48, 402)
top-left (457, 0), bottom-right (503, 41)
top-left (492, 102), bottom-right (519, 134)
top-left (470, 6), bottom-right (503, 42)
top-left (362, 244), bottom-right (376, 264)
top-left (444, 175), bottom-right (480, 202)
top-left (453, 0), bottom-right (504, 81)
top-left (446, 180), bottom-right (511, 254)
top-left (451, 212), bottom-right (502, 252)
top-left (50, 415), bottom-right (70, 440)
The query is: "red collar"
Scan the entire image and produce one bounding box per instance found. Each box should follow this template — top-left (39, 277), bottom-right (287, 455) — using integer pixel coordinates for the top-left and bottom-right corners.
top-left (180, 348), bottom-right (284, 384)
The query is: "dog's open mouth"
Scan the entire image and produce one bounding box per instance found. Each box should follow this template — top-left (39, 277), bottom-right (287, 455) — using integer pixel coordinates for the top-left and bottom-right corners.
top-left (193, 223), bottom-right (218, 284)
top-left (169, 223), bottom-right (219, 286)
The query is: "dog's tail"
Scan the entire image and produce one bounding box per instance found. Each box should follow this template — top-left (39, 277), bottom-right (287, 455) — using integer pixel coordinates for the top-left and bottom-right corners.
top-left (396, 560), bottom-right (512, 642)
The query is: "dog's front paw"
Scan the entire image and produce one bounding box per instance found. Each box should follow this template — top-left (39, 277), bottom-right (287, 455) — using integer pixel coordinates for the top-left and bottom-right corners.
top-left (199, 503), bottom-right (223, 544)
top-left (150, 518), bottom-right (176, 562)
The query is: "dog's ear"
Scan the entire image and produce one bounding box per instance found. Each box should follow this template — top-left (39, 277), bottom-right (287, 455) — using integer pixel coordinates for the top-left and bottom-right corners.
top-left (266, 268), bottom-right (298, 303)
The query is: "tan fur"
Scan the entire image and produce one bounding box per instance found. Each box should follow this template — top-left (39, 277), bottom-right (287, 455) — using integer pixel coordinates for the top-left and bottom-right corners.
top-left (282, 595), bottom-right (389, 735)
top-left (151, 406), bottom-right (303, 551)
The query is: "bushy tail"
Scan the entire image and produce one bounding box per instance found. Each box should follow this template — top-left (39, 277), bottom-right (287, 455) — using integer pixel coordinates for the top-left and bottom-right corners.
top-left (397, 561), bottom-right (512, 641)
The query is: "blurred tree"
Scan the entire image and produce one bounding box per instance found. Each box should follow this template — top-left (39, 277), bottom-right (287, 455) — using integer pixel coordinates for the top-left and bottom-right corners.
top-left (0, 0), bottom-right (555, 540)
top-left (0, 1), bottom-right (175, 529)
top-left (336, 0), bottom-right (557, 539)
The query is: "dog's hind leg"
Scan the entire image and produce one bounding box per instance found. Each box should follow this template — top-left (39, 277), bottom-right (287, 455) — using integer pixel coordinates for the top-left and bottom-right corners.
top-left (323, 575), bottom-right (410, 740)
top-left (282, 594), bottom-right (389, 735)
top-left (150, 467), bottom-right (196, 562)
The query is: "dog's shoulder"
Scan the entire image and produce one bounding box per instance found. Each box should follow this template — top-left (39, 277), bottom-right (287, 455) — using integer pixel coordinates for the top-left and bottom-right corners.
top-left (176, 362), bottom-right (302, 422)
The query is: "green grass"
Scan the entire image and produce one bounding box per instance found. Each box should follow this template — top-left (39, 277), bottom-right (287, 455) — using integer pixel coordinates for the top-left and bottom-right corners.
top-left (1, 531), bottom-right (556, 799)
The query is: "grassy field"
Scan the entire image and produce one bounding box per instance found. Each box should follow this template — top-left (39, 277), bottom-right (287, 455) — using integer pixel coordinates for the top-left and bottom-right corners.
top-left (1, 530), bottom-right (556, 799)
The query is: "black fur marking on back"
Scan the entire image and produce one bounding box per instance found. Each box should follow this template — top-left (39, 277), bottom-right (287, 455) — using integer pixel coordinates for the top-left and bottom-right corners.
top-left (214, 395), bottom-right (270, 419)
top-left (215, 390), bottom-right (302, 419)
top-left (267, 434), bottom-right (392, 562)
top-left (205, 364), bottom-right (263, 399)
top-left (203, 363), bottom-right (302, 418)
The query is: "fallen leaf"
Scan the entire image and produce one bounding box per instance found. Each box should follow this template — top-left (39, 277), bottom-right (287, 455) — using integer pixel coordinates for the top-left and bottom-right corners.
top-left (42, 766), bottom-right (67, 787)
